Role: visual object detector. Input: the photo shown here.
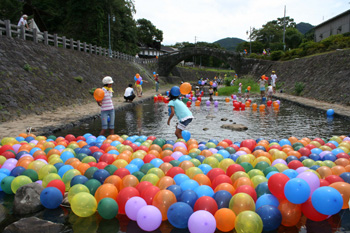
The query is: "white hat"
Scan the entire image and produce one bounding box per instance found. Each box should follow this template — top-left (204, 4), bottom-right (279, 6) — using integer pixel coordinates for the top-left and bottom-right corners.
top-left (23, 15), bottom-right (28, 18)
top-left (102, 76), bottom-right (113, 84)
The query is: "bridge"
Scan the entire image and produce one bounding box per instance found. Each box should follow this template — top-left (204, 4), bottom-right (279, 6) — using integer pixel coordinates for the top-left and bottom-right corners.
top-left (157, 47), bottom-right (245, 76)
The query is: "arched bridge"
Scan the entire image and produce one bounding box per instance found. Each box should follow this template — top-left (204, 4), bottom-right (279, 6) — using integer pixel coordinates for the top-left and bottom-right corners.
top-left (157, 47), bottom-right (245, 76)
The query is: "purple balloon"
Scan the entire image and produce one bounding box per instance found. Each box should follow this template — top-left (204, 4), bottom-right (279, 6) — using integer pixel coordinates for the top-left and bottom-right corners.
top-left (173, 142), bottom-right (187, 150)
top-left (343, 137), bottom-right (350, 141)
top-left (1, 163), bottom-right (15, 171)
top-left (214, 101), bottom-right (219, 107)
top-left (208, 148), bottom-right (218, 154)
top-left (235, 151), bottom-right (247, 156)
top-left (172, 151), bottom-right (184, 160)
top-left (233, 95), bottom-right (237, 99)
top-left (192, 97), bottom-right (197, 102)
top-left (276, 100), bottom-right (280, 104)
top-left (296, 166), bottom-right (309, 174)
top-left (19, 154), bottom-right (32, 159)
top-left (12, 144), bottom-right (21, 153)
top-left (206, 100), bottom-right (211, 106)
top-left (297, 171), bottom-right (320, 195)
top-left (36, 159), bottom-right (48, 164)
top-left (35, 180), bottom-right (43, 186)
top-left (137, 205), bottom-right (162, 231)
top-left (272, 159), bottom-right (287, 166)
top-left (188, 210), bottom-right (216, 233)
top-left (29, 140), bottom-right (38, 145)
top-left (319, 151), bottom-right (332, 159)
top-left (125, 196), bottom-right (147, 221)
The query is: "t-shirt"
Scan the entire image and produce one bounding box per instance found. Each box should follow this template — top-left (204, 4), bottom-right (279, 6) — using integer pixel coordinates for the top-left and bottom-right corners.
top-left (267, 86), bottom-right (273, 93)
top-left (101, 87), bottom-right (114, 111)
top-left (168, 99), bottom-right (193, 122)
top-left (271, 74), bottom-right (277, 85)
top-left (17, 18), bottom-right (27, 27)
top-left (259, 79), bottom-right (267, 88)
top-left (124, 87), bottom-right (134, 97)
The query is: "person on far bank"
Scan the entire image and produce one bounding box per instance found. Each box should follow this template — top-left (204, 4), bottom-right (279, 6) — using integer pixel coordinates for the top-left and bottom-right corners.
top-left (270, 70), bottom-right (278, 93)
top-left (124, 84), bottom-right (135, 102)
top-left (167, 86), bottom-right (194, 139)
top-left (154, 74), bottom-right (160, 92)
top-left (18, 14), bottom-right (29, 29)
top-left (97, 76), bottom-right (115, 136)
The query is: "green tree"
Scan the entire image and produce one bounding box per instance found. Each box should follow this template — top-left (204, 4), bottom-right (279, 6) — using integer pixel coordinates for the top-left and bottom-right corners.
top-left (285, 28), bottom-right (303, 49)
top-left (0, 0), bottom-right (24, 23)
top-left (136, 18), bottom-right (163, 48)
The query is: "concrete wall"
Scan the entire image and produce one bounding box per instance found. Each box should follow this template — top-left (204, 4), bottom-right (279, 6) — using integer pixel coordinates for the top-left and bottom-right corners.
top-left (315, 11), bottom-right (350, 42)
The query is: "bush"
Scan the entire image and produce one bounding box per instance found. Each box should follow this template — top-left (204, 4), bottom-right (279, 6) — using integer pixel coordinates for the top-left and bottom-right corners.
top-left (294, 82), bottom-right (305, 96)
top-left (73, 76), bottom-right (83, 83)
top-left (23, 63), bottom-right (32, 72)
top-left (270, 50), bottom-right (284, 61)
top-left (89, 88), bottom-right (96, 95)
top-left (224, 76), bottom-right (233, 86)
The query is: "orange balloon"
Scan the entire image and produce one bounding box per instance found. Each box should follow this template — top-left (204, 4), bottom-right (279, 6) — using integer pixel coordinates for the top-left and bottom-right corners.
top-left (287, 151), bottom-right (301, 159)
top-left (157, 176), bottom-right (175, 190)
top-left (160, 150), bottom-right (173, 159)
top-left (70, 160), bottom-right (82, 169)
top-left (159, 163), bottom-right (173, 174)
top-left (331, 165), bottom-right (346, 176)
top-left (150, 144), bottom-right (162, 153)
top-left (94, 183), bottom-right (118, 203)
top-left (316, 166), bottom-right (333, 179)
top-left (345, 165), bottom-right (350, 173)
top-left (104, 175), bottom-right (123, 191)
top-left (32, 150), bottom-right (46, 159)
top-left (330, 182), bottom-right (350, 209)
top-left (214, 208), bottom-right (236, 232)
top-left (233, 177), bottom-right (254, 189)
top-left (117, 153), bottom-right (131, 163)
top-left (187, 139), bottom-right (198, 146)
top-left (94, 88), bottom-right (105, 101)
top-left (188, 144), bottom-right (199, 151)
top-left (65, 158), bottom-right (79, 165)
top-left (148, 150), bottom-right (160, 158)
top-left (179, 161), bottom-right (194, 171)
top-left (214, 183), bottom-right (235, 195)
top-left (278, 199), bottom-right (302, 227)
top-left (152, 190), bottom-right (177, 221)
top-left (200, 150), bottom-right (213, 158)
top-left (47, 149), bottom-right (61, 157)
top-left (193, 174), bottom-right (211, 186)
top-left (289, 137), bottom-right (299, 145)
top-left (180, 82), bottom-right (192, 95)
top-left (335, 158), bottom-right (350, 167)
top-left (238, 147), bottom-right (251, 154)
top-left (76, 163), bottom-right (90, 175)
top-left (174, 146), bottom-right (188, 155)
top-left (162, 144), bottom-right (173, 150)
top-left (217, 141), bottom-right (229, 148)
top-left (121, 175), bottom-right (139, 189)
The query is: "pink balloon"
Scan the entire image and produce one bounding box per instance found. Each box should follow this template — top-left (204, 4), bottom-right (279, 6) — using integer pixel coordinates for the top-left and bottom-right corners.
top-left (296, 166), bottom-right (309, 174)
top-left (136, 205), bottom-right (162, 231)
top-left (171, 152), bottom-right (183, 160)
top-left (236, 151), bottom-right (247, 156)
top-left (125, 197), bottom-right (147, 221)
top-left (208, 148), bottom-right (218, 154)
top-left (272, 159), bottom-right (287, 166)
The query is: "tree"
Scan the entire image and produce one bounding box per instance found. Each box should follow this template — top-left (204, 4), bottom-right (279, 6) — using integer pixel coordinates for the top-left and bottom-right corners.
top-left (285, 28), bottom-right (303, 49)
top-left (136, 18), bottom-right (163, 49)
top-left (0, 0), bottom-right (24, 23)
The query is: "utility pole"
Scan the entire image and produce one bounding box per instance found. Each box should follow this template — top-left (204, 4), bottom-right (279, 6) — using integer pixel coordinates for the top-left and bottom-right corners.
top-left (193, 36), bottom-right (197, 67)
top-left (282, 5), bottom-right (286, 51)
top-left (108, 13), bottom-right (115, 57)
top-left (246, 27), bottom-right (252, 54)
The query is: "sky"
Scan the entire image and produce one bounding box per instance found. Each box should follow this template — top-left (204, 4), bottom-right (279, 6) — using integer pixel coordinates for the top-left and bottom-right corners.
top-left (134, 0), bottom-right (349, 45)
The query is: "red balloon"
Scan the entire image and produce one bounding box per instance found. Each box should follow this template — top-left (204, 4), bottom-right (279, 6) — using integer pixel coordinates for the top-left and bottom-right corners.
top-left (0, 145), bottom-right (14, 154)
top-left (226, 164), bottom-right (245, 177)
top-left (233, 102), bottom-right (240, 109)
top-left (325, 175), bottom-right (344, 184)
top-left (287, 160), bottom-right (304, 170)
top-left (113, 168), bottom-right (131, 179)
top-left (229, 144), bottom-right (240, 152)
top-left (136, 146), bottom-right (149, 153)
top-left (129, 143), bottom-right (138, 152)
top-left (65, 134), bottom-right (76, 142)
top-left (186, 101), bottom-right (191, 107)
top-left (116, 187), bottom-right (140, 214)
top-left (234, 185), bottom-right (257, 202)
top-left (34, 155), bottom-right (47, 161)
top-left (240, 104), bottom-right (245, 110)
top-left (143, 154), bottom-right (156, 163)
top-left (336, 153), bottom-right (350, 159)
top-left (162, 156), bottom-right (175, 163)
top-left (96, 161), bottom-right (108, 169)
top-left (141, 185), bottom-right (160, 205)
top-left (136, 181), bottom-right (154, 194)
top-left (268, 173), bottom-right (290, 199)
top-left (211, 174), bottom-right (233, 189)
top-left (89, 146), bottom-right (100, 153)
top-left (301, 198), bottom-right (328, 221)
top-left (207, 168), bottom-right (226, 182)
top-left (99, 153), bottom-right (115, 164)
top-left (324, 143), bottom-right (337, 150)
top-left (240, 139), bottom-right (256, 152)
top-left (312, 138), bottom-right (325, 145)
top-left (166, 167), bottom-right (185, 178)
top-left (76, 136), bottom-right (86, 141)
top-left (47, 179), bottom-right (65, 197)
top-left (304, 144), bottom-right (316, 150)
top-left (297, 147), bottom-right (311, 157)
top-left (122, 140), bottom-right (132, 146)
top-left (267, 100), bottom-right (272, 106)
top-left (194, 196), bottom-right (218, 215)
top-left (2, 151), bottom-right (15, 159)
top-left (88, 162), bottom-right (97, 167)
top-left (268, 145), bottom-right (282, 151)
top-left (100, 143), bottom-right (111, 151)
top-left (319, 179), bottom-right (330, 187)
top-left (147, 136), bottom-right (156, 141)
top-left (223, 139), bottom-right (233, 145)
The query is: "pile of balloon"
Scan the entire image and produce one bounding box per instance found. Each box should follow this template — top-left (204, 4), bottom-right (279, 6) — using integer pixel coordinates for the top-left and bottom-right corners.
top-left (153, 94), bottom-right (168, 103)
top-left (229, 95), bottom-right (280, 112)
top-left (134, 73), bottom-right (144, 85)
top-left (1, 132), bottom-right (350, 233)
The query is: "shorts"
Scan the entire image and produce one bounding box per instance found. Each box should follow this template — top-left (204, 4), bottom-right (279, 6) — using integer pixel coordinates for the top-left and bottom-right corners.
top-left (101, 109), bottom-right (115, 129)
top-left (177, 118), bottom-right (193, 130)
top-left (260, 87), bottom-right (266, 91)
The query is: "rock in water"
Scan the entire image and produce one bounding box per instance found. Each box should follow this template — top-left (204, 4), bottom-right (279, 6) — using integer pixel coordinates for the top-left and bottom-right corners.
top-left (221, 124), bottom-right (248, 131)
top-left (3, 217), bottom-right (65, 233)
top-left (13, 183), bottom-right (44, 215)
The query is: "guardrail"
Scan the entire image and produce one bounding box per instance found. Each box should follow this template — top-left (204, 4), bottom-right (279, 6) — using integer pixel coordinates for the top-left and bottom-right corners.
top-left (0, 19), bottom-right (156, 64)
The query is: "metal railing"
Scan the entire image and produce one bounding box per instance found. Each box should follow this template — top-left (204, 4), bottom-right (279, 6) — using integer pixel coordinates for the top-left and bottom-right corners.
top-left (0, 19), bottom-right (157, 64)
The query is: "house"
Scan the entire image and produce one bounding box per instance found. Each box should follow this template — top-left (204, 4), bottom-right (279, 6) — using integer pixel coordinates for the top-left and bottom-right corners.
top-left (314, 10), bottom-right (350, 42)
top-left (137, 46), bottom-right (178, 58)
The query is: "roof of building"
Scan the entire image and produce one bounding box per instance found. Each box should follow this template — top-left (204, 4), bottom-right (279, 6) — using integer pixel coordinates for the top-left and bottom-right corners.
top-left (315, 9), bottom-right (350, 29)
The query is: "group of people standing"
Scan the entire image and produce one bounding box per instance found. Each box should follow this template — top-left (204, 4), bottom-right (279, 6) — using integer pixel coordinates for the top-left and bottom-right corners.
top-left (259, 71), bottom-right (278, 100)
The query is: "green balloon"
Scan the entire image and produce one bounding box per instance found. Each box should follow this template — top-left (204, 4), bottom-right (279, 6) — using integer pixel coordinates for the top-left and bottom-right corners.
top-left (182, 98), bottom-right (189, 104)
top-left (225, 147), bottom-right (236, 154)
top-left (163, 148), bottom-right (173, 152)
top-left (292, 142), bottom-right (304, 150)
top-left (240, 162), bottom-right (253, 173)
top-left (188, 153), bottom-right (198, 158)
top-left (47, 135), bottom-right (57, 140)
top-left (169, 160), bottom-right (181, 167)
top-left (302, 159), bottom-right (315, 168)
top-left (1, 176), bottom-right (15, 194)
top-left (152, 138), bottom-right (165, 148)
top-left (44, 148), bottom-right (53, 154)
top-left (84, 179), bottom-right (101, 196)
top-left (132, 171), bottom-right (145, 181)
top-left (263, 166), bottom-right (279, 177)
top-left (84, 167), bottom-right (99, 179)
top-left (212, 154), bottom-right (224, 162)
top-left (22, 169), bottom-right (38, 182)
top-left (140, 163), bottom-right (155, 174)
top-left (135, 138), bottom-right (145, 143)
top-left (205, 142), bottom-right (216, 149)
top-left (189, 159), bottom-right (201, 167)
top-left (97, 198), bottom-right (119, 220)
top-left (254, 161), bottom-right (270, 171)
top-left (104, 165), bottom-right (118, 175)
top-left (76, 153), bottom-right (88, 161)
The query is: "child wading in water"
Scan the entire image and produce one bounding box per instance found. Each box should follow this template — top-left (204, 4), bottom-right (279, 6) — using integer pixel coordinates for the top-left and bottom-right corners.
top-left (167, 86), bottom-right (194, 139)
top-left (238, 83), bottom-right (242, 99)
top-left (209, 86), bottom-right (214, 101)
top-left (97, 76), bottom-right (115, 135)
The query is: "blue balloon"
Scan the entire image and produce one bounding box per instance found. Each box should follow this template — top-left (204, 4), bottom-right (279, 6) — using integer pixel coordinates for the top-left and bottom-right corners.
top-left (25, 136), bottom-right (35, 143)
top-left (130, 158), bottom-right (144, 169)
top-left (168, 107), bottom-right (172, 116)
top-left (256, 205), bottom-right (282, 231)
top-left (327, 109), bottom-right (334, 116)
top-left (279, 139), bottom-right (291, 146)
top-left (311, 186), bottom-right (343, 215)
top-left (256, 194), bottom-right (279, 210)
top-left (170, 86), bottom-right (180, 96)
top-left (324, 153), bottom-right (337, 162)
top-left (40, 187), bottom-right (63, 209)
top-left (60, 151), bottom-right (74, 163)
top-left (286, 156), bottom-right (299, 164)
top-left (30, 147), bottom-right (41, 155)
top-left (0, 173), bottom-right (8, 191)
top-left (309, 153), bottom-right (320, 161)
top-left (266, 171), bottom-right (279, 179)
top-left (255, 182), bottom-right (272, 198)
top-left (150, 158), bottom-right (163, 168)
top-left (217, 149), bottom-right (230, 158)
top-left (253, 145), bottom-right (266, 152)
top-left (328, 140), bottom-right (339, 147)
top-left (332, 148), bottom-right (344, 156)
top-left (230, 153), bottom-right (239, 162)
top-left (167, 185), bottom-right (183, 200)
top-left (16, 136), bottom-right (25, 142)
top-left (194, 185), bottom-right (214, 198)
top-left (213, 190), bottom-right (232, 209)
top-left (269, 139), bottom-right (279, 144)
top-left (195, 155), bottom-right (206, 164)
top-left (92, 169), bottom-right (110, 183)
top-left (181, 130), bottom-right (191, 142)
top-left (125, 164), bottom-right (139, 174)
top-left (153, 71), bottom-right (156, 75)
top-left (53, 163), bottom-right (64, 171)
top-left (58, 165), bottom-right (74, 178)
top-left (134, 76), bottom-right (137, 81)
top-left (179, 190), bottom-right (198, 208)
top-left (198, 164), bottom-right (212, 174)
top-left (180, 179), bottom-right (199, 191)
top-left (311, 148), bottom-right (322, 155)
top-left (310, 165), bottom-right (321, 171)
top-left (299, 156), bottom-right (309, 162)
top-left (282, 169), bottom-right (299, 179)
top-left (174, 174), bottom-right (190, 185)
top-left (208, 139), bottom-right (219, 145)
top-left (284, 178), bottom-right (310, 204)
top-left (70, 175), bottom-right (89, 187)
top-left (79, 148), bottom-right (92, 156)
top-left (92, 151), bottom-right (103, 161)
top-left (167, 202), bottom-right (193, 229)
top-left (9, 166), bottom-right (25, 177)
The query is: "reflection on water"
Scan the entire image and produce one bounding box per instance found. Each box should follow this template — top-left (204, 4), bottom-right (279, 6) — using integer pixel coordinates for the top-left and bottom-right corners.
top-left (56, 96), bottom-right (349, 142)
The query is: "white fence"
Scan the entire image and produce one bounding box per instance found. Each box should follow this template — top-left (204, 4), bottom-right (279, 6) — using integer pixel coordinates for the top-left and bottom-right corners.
top-left (0, 19), bottom-right (156, 64)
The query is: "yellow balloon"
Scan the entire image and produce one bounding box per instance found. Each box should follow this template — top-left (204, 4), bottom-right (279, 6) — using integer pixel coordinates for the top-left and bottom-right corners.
top-left (203, 157), bottom-right (219, 168)
top-left (49, 157), bottom-right (64, 165)
top-left (141, 173), bottom-right (160, 185)
top-left (71, 192), bottom-right (97, 217)
top-left (11, 175), bottom-right (32, 194)
top-left (219, 159), bottom-right (235, 172)
top-left (251, 175), bottom-right (268, 188)
top-left (27, 160), bottom-right (47, 173)
top-left (38, 164), bottom-right (57, 180)
top-left (42, 173), bottom-right (62, 187)
top-left (229, 193), bottom-right (255, 215)
top-left (248, 169), bottom-right (264, 178)
top-left (112, 159), bottom-right (128, 169)
top-left (231, 171), bottom-right (249, 183)
top-left (235, 211), bottom-right (263, 233)
top-left (62, 169), bottom-right (81, 191)
top-left (273, 163), bottom-right (289, 172)
top-left (185, 167), bottom-right (203, 179)
top-left (68, 184), bottom-right (90, 203)
top-left (147, 168), bottom-right (165, 178)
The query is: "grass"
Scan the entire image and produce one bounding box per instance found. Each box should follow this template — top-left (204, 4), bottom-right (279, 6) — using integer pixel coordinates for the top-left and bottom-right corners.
top-left (179, 66), bottom-right (236, 74)
top-left (73, 76), bottom-right (83, 83)
top-left (23, 63), bottom-right (32, 72)
top-left (218, 76), bottom-right (260, 96)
